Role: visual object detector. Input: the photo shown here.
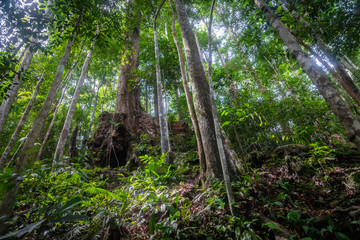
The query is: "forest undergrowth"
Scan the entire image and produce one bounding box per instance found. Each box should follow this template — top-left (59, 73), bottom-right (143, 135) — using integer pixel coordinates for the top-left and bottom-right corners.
top-left (0, 135), bottom-right (359, 240)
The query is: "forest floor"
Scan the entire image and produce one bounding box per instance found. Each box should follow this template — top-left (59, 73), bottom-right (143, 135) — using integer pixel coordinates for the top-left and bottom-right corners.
top-left (1, 141), bottom-right (360, 239)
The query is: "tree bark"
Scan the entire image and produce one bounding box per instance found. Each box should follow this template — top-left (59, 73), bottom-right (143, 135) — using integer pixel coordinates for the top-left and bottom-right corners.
top-left (154, 0), bottom-right (171, 163)
top-left (0, 72), bottom-right (45, 169)
top-left (254, 0), bottom-right (360, 150)
top-left (169, 0), bottom-right (206, 178)
top-left (37, 86), bottom-right (67, 161)
top-left (0, 9), bottom-right (84, 234)
top-left (208, 0), bottom-right (235, 215)
top-left (68, 124), bottom-right (79, 159)
top-left (145, 81), bottom-right (149, 113)
top-left (174, 0), bottom-right (239, 181)
top-left (153, 83), bottom-right (159, 118)
top-left (0, 47), bottom-right (35, 134)
top-left (281, 0), bottom-right (360, 105)
top-left (174, 80), bottom-right (183, 120)
top-left (115, 1), bottom-right (141, 115)
top-left (53, 25), bottom-right (99, 166)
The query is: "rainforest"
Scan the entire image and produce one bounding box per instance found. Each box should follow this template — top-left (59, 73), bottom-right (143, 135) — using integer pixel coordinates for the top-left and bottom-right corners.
top-left (0, 0), bottom-right (360, 239)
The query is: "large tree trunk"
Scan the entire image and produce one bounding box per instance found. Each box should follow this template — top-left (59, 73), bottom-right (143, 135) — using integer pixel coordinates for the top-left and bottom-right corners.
top-left (53, 26), bottom-right (99, 166)
top-left (154, 0), bottom-right (171, 163)
top-left (174, 0), bottom-right (240, 181)
top-left (254, 0), bottom-right (360, 149)
top-left (0, 10), bottom-right (83, 234)
top-left (115, 3), bottom-right (141, 116)
top-left (0, 73), bottom-right (45, 169)
top-left (0, 0), bottom-right (53, 134)
top-left (169, 0), bottom-right (206, 178)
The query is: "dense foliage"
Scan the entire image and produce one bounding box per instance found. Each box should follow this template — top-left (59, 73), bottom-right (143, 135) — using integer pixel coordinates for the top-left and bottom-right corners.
top-left (0, 0), bottom-right (360, 239)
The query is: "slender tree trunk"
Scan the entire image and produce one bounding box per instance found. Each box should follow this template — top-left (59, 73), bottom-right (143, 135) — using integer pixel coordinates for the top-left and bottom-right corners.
top-left (37, 86), bottom-right (67, 161)
top-left (203, 21), bottom-right (237, 98)
top-left (0, 43), bottom-right (27, 84)
top-left (208, 0), bottom-right (235, 215)
top-left (0, 72), bottom-right (45, 169)
top-left (68, 124), bottom-right (79, 159)
top-left (342, 55), bottom-right (360, 78)
top-left (296, 38), bottom-right (360, 107)
top-left (154, 83), bottom-right (159, 118)
top-left (281, 0), bottom-right (360, 104)
top-left (254, 0), bottom-right (360, 150)
top-left (89, 81), bottom-right (101, 133)
top-left (174, 79), bottom-right (183, 120)
top-left (0, 0), bottom-right (53, 134)
top-left (0, 47), bottom-right (35, 134)
top-left (145, 81), bottom-right (149, 113)
top-left (54, 25), bottom-right (99, 166)
top-left (169, 0), bottom-right (206, 178)
top-left (7, 138), bottom-right (25, 168)
top-left (0, 9), bottom-right (84, 234)
top-left (154, 0), bottom-right (171, 163)
top-left (10, 41), bottom-right (25, 60)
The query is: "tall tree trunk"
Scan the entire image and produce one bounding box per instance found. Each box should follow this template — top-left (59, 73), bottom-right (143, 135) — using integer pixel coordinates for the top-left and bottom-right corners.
top-left (203, 21), bottom-right (237, 98)
top-left (89, 80), bottom-right (102, 133)
top-left (207, 0), bottom-right (235, 215)
top-left (174, 0), bottom-right (239, 181)
top-left (115, 1), bottom-right (141, 115)
top-left (254, 0), bottom-right (360, 149)
top-left (169, 0), bottom-right (206, 178)
top-left (0, 0), bottom-right (53, 134)
top-left (174, 79), bottom-right (183, 120)
top-left (342, 55), bottom-right (360, 79)
top-left (154, 0), bottom-right (171, 163)
top-left (53, 25), bottom-right (99, 166)
top-left (281, 0), bottom-right (360, 105)
top-left (0, 47), bottom-right (35, 134)
top-left (145, 80), bottom-right (149, 113)
top-left (153, 83), bottom-right (159, 118)
top-left (295, 37), bottom-right (360, 107)
top-left (37, 86), bottom-right (67, 161)
top-left (9, 41), bottom-right (25, 60)
top-left (68, 124), bottom-right (79, 159)
top-left (0, 9), bottom-right (84, 234)
top-left (0, 72), bottom-right (45, 169)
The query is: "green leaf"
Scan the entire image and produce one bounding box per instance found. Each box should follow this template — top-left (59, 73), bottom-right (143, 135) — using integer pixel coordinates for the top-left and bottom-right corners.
top-left (287, 210), bottom-right (301, 223)
top-left (51, 214), bottom-right (89, 223)
top-left (57, 196), bottom-right (82, 215)
top-left (0, 220), bottom-right (45, 239)
top-left (262, 222), bottom-right (281, 231)
top-left (149, 212), bottom-right (156, 234)
top-left (222, 121), bottom-right (231, 127)
top-left (334, 232), bottom-right (351, 240)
